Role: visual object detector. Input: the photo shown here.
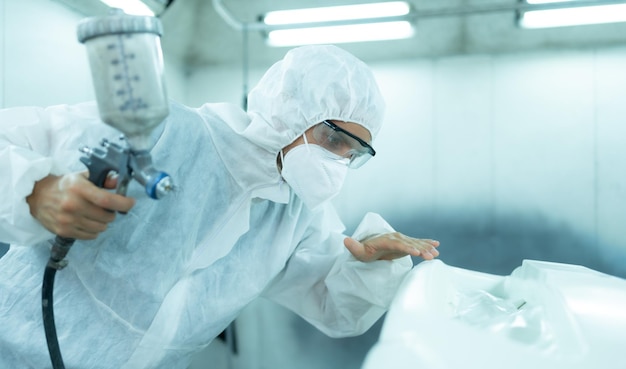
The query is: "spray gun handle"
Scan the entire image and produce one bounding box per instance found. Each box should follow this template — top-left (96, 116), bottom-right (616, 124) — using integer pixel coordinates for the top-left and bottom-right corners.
top-left (48, 137), bottom-right (173, 269)
top-left (80, 149), bottom-right (119, 188)
top-left (48, 138), bottom-right (131, 270)
top-left (79, 138), bottom-right (132, 194)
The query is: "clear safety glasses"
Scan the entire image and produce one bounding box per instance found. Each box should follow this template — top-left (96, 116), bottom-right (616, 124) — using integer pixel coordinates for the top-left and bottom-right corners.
top-left (311, 120), bottom-right (376, 168)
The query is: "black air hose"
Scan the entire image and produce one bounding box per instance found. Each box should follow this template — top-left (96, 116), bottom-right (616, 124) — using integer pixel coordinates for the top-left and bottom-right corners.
top-left (42, 235), bottom-right (75, 369)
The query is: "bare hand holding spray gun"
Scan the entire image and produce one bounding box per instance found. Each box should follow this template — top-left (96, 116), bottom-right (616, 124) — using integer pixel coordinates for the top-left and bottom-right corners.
top-left (26, 172), bottom-right (135, 240)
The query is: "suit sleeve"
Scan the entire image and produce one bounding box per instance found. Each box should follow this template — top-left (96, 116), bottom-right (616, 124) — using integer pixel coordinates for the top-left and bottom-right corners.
top-left (0, 102), bottom-right (115, 245)
top-left (262, 208), bottom-right (413, 338)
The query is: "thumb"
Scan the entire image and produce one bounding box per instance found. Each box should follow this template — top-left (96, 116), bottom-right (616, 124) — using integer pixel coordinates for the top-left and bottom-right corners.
top-left (344, 237), bottom-right (367, 261)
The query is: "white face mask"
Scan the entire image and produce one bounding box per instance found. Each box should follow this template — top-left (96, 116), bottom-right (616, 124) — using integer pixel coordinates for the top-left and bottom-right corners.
top-left (280, 138), bottom-right (349, 211)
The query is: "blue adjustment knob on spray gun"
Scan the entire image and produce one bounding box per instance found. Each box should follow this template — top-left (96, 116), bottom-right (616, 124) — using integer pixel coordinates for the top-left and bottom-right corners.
top-left (80, 137), bottom-right (174, 200)
top-left (42, 9), bottom-right (173, 369)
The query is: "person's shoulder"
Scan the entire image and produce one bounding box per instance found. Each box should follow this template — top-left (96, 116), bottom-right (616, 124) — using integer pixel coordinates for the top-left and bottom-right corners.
top-left (0, 100), bottom-right (96, 114)
top-left (168, 100), bottom-right (242, 117)
top-left (167, 99), bottom-right (192, 112)
top-left (195, 101), bottom-right (244, 115)
top-left (0, 101), bottom-right (100, 122)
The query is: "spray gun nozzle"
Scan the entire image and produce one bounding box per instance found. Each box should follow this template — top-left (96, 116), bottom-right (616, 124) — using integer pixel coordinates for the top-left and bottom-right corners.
top-left (151, 174), bottom-right (175, 199)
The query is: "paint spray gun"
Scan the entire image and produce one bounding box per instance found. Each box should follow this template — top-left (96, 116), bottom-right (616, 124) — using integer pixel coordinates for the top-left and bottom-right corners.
top-left (47, 9), bottom-right (173, 270)
top-left (42, 10), bottom-right (173, 369)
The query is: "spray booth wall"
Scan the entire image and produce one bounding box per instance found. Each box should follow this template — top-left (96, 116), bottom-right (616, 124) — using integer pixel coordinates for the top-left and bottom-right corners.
top-left (0, 0), bottom-right (187, 109)
top-left (343, 49), bottom-right (626, 279)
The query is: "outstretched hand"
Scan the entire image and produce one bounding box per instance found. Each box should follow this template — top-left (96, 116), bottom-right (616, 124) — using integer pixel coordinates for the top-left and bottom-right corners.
top-left (344, 232), bottom-right (440, 262)
top-left (26, 171), bottom-right (135, 240)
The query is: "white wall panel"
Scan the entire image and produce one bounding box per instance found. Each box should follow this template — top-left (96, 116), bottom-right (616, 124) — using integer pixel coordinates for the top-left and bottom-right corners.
top-left (1, 0), bottom-right (186, 108)
top-left (163, 55), bottom-right (188, 103)
top-left (595, 47), bottom-right (626, 260)
top-left (184, 64), bottom-right (269, 109)
top-left (431, 55), bottom-right (493, 217)
top-left (492, 51), bottom-right (596, 236)
top-left (0, 0), bottom-right (5, 108)
top-left (4, 0), bottom-right (93, 107)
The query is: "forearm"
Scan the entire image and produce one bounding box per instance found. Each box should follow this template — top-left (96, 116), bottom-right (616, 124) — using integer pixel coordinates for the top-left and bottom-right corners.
top-left (0, 103), bottom-right (110, 244)
top-left (0, 108), bottom-right (60, 244)
top-left (324, 252), bottom-right (412, 337)
top-left (262, 212), bottom-right (413, 338)
top-left (0, 154), bottom-right (59, 246)
top-left (319, 212), bottom-right (413, 336)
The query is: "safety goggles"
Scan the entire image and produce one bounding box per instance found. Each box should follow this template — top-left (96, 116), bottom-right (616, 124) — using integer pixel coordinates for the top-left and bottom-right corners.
top-left (311, 120), bottom-right (376, 169)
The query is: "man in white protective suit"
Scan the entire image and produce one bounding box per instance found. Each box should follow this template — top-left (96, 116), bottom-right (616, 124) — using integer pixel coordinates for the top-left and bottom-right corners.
top-left (0, 44), bottom-right (440, 369)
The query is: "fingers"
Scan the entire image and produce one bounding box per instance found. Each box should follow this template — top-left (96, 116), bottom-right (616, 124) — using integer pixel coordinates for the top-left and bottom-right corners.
top-left (80, 170), bottom-right (123, 191)
top-left (30, 172), bottom-right (136, 240)
top-left (344, 233), bottom-right (441, 262)
top-left (86, 187), bottom-right (135, 214)
top-left (374, 233), bottom-right (439, 259)
top-left (55, 215), bottom-right (108, 240)
top-left (69, 176), bottom-right (135, 238)
top-left (404, 237), bottom-right (439, 258)
top-left (103, 172), bottom-right (119, 190)
top-left (76, 174), bottom-right (135, 214)
top-left (411, 239), bottom-right (440, 260)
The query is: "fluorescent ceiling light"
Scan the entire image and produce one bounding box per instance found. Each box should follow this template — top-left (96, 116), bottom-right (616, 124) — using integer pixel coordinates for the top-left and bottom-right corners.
top-left (526, 0), bottom-right (573, 3)
top-left (262, 1), bottom-right (414, 46)
top-left (267, 21), bottom-right (414, 47)
top-left (99, 0), bottom-right (154, 15)
top-left (264, 1), bottom-right (411, 25)
top-left (520, 1), bottom-right (626, 28)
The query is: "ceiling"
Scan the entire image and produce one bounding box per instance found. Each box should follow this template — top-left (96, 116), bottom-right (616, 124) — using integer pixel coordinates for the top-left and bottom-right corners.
top-left (71, 0), bottom-right (626, 68)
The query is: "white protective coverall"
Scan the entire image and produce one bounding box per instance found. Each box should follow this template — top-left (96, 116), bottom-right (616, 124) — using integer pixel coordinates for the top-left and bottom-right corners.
top-left (0, 45), bottom-right (412, 369)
